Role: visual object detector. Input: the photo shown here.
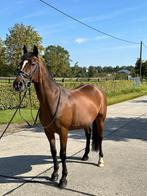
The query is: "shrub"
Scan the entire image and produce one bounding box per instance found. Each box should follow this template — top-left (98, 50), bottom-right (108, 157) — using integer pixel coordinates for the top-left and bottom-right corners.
top-left (0, 84), bottom-right (39, 110)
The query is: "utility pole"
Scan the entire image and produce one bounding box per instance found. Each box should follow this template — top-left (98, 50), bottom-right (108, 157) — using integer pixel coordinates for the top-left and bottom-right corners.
top-left (139, 41), bottom-right (143, 82)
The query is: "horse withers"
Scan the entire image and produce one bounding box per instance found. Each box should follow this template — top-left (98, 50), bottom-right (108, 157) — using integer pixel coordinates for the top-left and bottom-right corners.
top-left (13, 45), bottom-right (107, 188)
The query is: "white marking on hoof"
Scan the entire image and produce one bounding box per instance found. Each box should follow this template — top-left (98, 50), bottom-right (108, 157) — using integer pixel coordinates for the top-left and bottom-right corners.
top-left (98, 157), bottom-right (104, 167)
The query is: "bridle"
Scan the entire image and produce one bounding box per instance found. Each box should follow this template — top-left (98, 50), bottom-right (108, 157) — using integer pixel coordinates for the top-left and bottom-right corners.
top-left (17, 61), bottom-right (39, 88)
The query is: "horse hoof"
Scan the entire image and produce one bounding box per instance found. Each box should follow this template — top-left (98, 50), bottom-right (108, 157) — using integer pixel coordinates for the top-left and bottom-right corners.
top-left (81, 155), bottom-right (89, 161)
top-left (58, 179), bottom-right (67, 188)
top-left (50, 174), bottom-right (59, 182)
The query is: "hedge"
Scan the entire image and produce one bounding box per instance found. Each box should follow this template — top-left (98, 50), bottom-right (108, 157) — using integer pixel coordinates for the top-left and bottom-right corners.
top-left (0, 84), bottom-right (39, 110)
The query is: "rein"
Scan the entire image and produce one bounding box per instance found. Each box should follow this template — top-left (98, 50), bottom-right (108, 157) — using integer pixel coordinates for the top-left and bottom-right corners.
top-left (43, 86), bottom-right (62, 129)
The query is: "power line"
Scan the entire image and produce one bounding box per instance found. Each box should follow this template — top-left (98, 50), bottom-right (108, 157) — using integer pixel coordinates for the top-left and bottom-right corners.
top-left (39, 0), bottom-right (140, 45)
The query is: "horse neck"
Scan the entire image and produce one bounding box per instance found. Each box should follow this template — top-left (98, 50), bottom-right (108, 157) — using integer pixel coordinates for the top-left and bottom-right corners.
top-left (34, 59), bottom-right (59, 108)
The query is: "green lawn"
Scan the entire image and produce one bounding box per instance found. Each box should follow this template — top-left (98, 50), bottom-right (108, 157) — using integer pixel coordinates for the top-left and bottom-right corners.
top-left (0, 108), bottom-right (39, 124)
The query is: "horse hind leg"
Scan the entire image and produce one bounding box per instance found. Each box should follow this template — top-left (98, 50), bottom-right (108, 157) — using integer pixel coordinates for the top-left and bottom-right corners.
top-left (81, 127), bottom-right (91, 161)
top-left (92, 115), bottom-right (105, 167)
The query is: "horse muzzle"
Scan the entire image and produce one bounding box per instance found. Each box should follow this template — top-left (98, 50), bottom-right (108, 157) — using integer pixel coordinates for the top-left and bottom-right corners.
top-left (13, 78), bottom-right (26, 92)
top-left (13, 78), bottom-right (31, 92)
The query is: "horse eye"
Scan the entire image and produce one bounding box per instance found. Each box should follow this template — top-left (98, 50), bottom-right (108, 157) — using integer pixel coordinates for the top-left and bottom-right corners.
top-left (32, 62), bottom-right (36, 66)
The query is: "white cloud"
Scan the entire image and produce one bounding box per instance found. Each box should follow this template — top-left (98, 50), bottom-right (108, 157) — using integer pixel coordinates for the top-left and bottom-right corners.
top-left (75, 35), bottom-right (108, 44)
top-left (75, 38), bottom-right (88, 44)
top-left (95, 35), bottom-right (108, 41)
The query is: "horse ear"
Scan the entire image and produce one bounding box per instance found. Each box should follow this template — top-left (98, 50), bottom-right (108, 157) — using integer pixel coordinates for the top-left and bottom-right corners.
top-left (23, 45), bottom-right (27, 54)
top-left (33, 45), bottom-right (38, 57)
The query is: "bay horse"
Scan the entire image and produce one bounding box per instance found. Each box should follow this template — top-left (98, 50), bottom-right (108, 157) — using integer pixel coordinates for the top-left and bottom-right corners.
top-left (13, 46), bottom-right (107, 188)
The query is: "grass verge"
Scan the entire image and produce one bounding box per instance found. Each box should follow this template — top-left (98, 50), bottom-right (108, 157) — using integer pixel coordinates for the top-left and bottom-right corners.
top-left (108, 85), bottom-right (147, 105)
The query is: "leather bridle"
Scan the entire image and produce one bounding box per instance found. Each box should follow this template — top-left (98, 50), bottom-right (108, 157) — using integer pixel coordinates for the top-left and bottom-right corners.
top-left (17, 62), bottom-right (39, 88)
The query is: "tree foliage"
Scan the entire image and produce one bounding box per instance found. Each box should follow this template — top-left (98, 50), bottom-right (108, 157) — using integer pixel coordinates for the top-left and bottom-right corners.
top-left (5, 23), bottom-right (43, 73)
top-left (0, 38), bottom-right (7, 76)
top-left (135, 58), bottom-right (141, 76)
top-left (135, 58), bottom-right (147, 78)
top-left (44, 45), bottom-right (71, 77)
top-left (88, 66), bottom-right (98, 77)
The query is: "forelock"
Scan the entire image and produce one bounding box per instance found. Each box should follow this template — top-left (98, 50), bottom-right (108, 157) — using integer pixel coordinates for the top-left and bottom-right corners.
top-left (21, 52), bottom-right (34, 61)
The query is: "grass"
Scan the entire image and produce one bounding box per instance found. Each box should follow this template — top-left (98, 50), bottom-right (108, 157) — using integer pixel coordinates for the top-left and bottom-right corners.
top-left (0, 83), bottom-right (147, 125)
top-left (0, 108), bottom-right (39, 124)
top-left (108, 85), bottom-right (147, 105)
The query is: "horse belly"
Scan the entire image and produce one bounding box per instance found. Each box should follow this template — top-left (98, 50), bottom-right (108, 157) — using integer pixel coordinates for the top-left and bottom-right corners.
top-left (71, 102), bottom-right (98, 128)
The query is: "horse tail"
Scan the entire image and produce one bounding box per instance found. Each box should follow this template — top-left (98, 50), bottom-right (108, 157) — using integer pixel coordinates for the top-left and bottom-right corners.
top-left (92, 120), bottom-right (99, 151)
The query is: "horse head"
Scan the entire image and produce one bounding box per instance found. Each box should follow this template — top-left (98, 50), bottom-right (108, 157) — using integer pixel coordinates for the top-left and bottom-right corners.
top-left (13, 45), bottom-right (39, 92)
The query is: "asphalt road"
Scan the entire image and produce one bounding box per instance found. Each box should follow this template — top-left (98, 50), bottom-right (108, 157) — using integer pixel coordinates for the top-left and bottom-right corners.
top-left (0, 95), bottom-right (147, 196)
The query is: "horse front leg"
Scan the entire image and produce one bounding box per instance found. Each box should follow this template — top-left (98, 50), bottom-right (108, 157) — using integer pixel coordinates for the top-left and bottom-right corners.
top-left (45, 131), bottom-right (59, 181)
top-left (59, 128), bottom-right (68, 188)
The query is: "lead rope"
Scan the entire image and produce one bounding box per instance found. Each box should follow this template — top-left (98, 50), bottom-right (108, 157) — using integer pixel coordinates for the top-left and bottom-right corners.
top-left (0, 90), bottom-right (28, 140)
top-left (18, 87), bottom-right (37, 127)
top-left (18, 90), bottom-right (32, 127)
top-left (0, 87), bottom-right (40, 140)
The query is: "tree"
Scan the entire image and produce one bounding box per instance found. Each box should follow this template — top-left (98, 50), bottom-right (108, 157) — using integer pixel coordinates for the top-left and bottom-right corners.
top-left (135, 58), bottom-right (147, 79)
top-left (5, 23), bottom-right (43, 74)
top-left (71, 64), bottom-right (86, 77)
top-left (141, 61), bottom-right (147, 79)
top-left (88, 66), bottom-right (98, 77)
top-left (0, 38), bottom-right (7, 76)
top-left (135, 58), bottom-right (141, 76)
top-left (44, 45), bottom-right (71, 77)
top-left (96, 66), bottom-right (103, 73)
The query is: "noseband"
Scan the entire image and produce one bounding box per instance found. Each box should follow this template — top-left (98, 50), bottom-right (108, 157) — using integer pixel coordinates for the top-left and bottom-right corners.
top-left (17, 63), bottom-right (38, 88)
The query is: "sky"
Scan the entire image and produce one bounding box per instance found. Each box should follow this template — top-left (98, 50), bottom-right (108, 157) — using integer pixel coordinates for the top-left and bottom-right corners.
top-left (1, 0), bottom-right (147, 67)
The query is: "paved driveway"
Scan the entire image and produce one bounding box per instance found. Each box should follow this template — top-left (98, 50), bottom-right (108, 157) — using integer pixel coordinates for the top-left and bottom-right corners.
top-left (0, 96), bottom-right (147, 196)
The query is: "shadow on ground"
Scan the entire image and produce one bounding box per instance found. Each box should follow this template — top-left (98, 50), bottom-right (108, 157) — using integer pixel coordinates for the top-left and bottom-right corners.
top-left (21, 117), bottom-right (147, 142)
top-left (67, 117), bottom-right (147, 142)
top-left (0, 155), bottom-right (50, 182)
top-left (131, 99), bottom-right (147, 103)
top-left (0, 156), bottom-right (96, 196)
top-left (0, 154), bottom-right (96, 184)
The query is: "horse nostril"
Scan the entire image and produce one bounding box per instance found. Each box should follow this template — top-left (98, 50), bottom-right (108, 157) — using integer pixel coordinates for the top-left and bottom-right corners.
top-left (13, 80), bottom-right (23, 91)
top-left (18, 81), bottom-right (23, 87)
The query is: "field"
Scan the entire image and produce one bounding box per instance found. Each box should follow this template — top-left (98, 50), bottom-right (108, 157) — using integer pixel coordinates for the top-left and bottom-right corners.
top-left (0, 78), bottom-right (147, 124)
